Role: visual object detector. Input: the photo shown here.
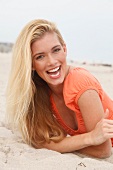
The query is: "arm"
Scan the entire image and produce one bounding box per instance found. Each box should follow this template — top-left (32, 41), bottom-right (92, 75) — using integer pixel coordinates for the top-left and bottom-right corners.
top-left (43, 90), bottom-right (113, 158)
top-left (43, 113), bottom-right (113, 158)
top-left (77, 141), bottom-right (112, 158)
top-left (77, 89), bottom-right (112, 158)
top-left (43, 132), bottom-right (93, 153)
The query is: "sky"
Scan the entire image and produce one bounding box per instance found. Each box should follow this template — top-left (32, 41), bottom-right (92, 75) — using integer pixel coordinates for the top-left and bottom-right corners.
top-left (0, 0), bottom-right (113, 64)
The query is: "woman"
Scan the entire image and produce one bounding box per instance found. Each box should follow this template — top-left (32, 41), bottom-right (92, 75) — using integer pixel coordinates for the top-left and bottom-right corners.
top-left (6, 19), bottom-right (113, 158)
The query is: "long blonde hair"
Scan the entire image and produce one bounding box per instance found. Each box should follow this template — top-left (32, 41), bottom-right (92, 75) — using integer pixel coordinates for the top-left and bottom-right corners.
top-left (6, 19), bottom-right (65, 147)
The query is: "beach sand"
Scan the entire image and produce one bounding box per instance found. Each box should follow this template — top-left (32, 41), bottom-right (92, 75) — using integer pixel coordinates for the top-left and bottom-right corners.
top-left (0, 53), bottom-right (113, 170)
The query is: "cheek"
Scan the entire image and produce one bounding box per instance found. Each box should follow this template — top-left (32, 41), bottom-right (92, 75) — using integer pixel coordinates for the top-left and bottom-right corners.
top-left (61, 53), bottom-right (66, 63)
top-left (33, 61), bottom-right (44, 73)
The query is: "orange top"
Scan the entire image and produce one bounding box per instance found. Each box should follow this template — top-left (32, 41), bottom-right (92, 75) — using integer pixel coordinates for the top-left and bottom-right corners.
top-left (51, 67), bottom-right (113, 146)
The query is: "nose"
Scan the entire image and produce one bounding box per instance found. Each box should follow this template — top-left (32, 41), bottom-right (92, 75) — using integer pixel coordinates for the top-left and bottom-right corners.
top-left (47, 53), bottom-right (57, 66)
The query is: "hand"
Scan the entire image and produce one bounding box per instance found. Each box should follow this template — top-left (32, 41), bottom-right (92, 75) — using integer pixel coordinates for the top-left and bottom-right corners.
top-left (90, 109), bottom-right (113, 145)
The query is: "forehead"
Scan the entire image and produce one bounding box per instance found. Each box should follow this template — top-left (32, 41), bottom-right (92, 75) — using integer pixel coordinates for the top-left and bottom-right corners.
top-left (31, 32), bottom-right (61, 51)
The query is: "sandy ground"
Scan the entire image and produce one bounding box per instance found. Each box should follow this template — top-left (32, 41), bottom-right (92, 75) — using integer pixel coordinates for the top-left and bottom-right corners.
top-left (0, 53), bottom-right (113, 170)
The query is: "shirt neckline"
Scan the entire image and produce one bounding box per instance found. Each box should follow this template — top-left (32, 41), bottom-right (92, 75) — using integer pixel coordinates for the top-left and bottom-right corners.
top-left (50, 94), bottom-right (80, 135)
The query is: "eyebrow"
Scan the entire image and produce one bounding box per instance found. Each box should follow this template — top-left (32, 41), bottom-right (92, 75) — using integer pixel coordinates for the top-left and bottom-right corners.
top-left (32, 45), bottom-right (61, 58)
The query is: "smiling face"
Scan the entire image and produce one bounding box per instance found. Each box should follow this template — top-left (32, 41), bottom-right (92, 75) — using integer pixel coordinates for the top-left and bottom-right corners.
top-left (31, 32), bottom-right (68, 88)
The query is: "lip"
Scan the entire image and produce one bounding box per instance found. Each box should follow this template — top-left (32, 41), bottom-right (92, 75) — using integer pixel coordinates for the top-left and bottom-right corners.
top-left (49, 72), bottom-right (61, 79)
top-left (46, 66), bottom-right (61, 79)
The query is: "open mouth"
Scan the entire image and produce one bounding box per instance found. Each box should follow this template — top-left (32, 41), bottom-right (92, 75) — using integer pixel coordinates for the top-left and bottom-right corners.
top-left (47, 66), bottom-right (61, 78)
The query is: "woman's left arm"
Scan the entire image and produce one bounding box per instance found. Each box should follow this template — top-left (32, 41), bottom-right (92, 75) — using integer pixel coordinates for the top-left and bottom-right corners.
top-left (77, 89), bottom-right (112, 158)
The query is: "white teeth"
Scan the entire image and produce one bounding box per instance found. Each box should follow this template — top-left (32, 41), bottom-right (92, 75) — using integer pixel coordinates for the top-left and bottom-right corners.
top-left (48, 67), bottom-right (59, 73)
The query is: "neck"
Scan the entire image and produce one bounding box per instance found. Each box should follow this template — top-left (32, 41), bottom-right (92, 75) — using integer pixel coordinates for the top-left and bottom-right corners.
top-left (49, 83), bottom-right (64, 99)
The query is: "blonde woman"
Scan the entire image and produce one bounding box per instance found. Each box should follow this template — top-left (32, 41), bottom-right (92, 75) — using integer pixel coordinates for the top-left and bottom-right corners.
top-left (7, 19), bottom-right (113, 158)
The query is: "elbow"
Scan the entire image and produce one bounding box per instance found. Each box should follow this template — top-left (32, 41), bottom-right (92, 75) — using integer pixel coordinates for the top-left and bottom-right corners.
top-left (96, 152), bottom-right (111, 159)
top-left (96, 148), bottom-right (112, 159)
top-left (78, 140), bottom-right (112, 159)
top-left (92, 139), bottom-right (112, 158)
top-left (96, 142), bottom-right (112, 159)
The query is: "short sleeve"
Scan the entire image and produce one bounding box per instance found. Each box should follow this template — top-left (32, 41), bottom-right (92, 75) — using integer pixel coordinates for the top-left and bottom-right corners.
top-left (63, 67), bottom-right (104, 109)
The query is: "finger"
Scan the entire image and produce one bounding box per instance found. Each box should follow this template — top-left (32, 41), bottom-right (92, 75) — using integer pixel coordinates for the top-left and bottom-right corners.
top-left (107, 134), bottom-right (113, 139)
top-left (104, 126), bottom-right (113, 132)
top-left (104, 119), bottom-right (113, 125)
top-left (104, 109), bottom-right (109, 119)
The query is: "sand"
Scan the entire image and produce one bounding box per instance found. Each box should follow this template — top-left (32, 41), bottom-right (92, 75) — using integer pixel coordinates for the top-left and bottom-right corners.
top-left (0, 53), bottom-right (113, 170)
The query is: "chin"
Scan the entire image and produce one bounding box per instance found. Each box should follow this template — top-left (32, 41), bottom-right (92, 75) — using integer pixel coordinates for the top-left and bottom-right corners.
top-left (48, 77), bottom-right (64, 86)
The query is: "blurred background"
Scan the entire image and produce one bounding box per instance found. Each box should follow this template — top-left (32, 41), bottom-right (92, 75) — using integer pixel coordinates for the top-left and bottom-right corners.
top-left (0, 0), bottom-right (113, 64)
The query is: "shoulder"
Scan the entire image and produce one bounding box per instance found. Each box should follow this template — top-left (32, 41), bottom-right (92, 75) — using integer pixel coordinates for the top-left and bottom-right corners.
top-left (70, 66), bottom-right (94, 78)
top-left (63, 67), bottom-right (103, 106)
top-left (64, 66), bottom-right (99, 87)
